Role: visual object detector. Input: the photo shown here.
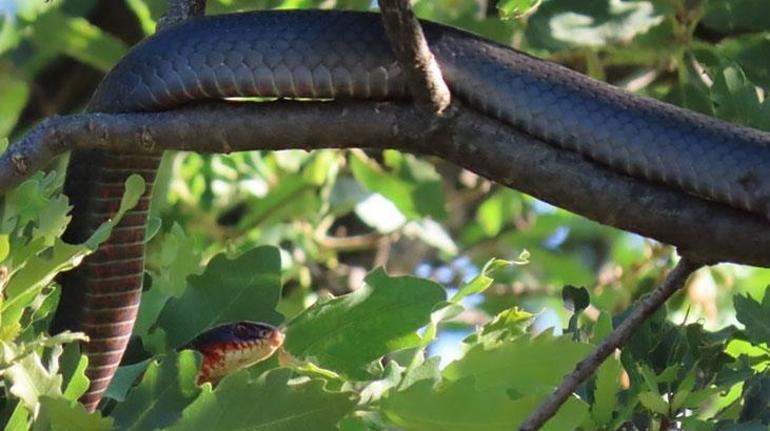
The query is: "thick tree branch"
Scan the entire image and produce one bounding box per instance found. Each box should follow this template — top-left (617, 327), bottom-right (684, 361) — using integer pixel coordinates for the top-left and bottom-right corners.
top-left (4, 101), bottom-right (770, 267)
top-left (519, 258), bottom-right (702, 430)
top-left (378, 0), bottom-right (451, 113)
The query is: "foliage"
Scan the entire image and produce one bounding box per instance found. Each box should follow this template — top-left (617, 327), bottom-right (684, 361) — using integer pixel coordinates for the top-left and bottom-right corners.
top-left (1, 0), bottom-right (770, 429)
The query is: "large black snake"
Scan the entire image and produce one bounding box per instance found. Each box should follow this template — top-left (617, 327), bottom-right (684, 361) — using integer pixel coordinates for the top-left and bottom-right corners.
top-left (45, 10), bottom-right (770, 410)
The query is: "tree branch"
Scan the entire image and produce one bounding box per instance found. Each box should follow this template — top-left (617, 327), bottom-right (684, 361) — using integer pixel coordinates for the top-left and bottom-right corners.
top-left (519, 258), bottom-right (703, 430)
top-left (378, 0), bottom-right (451, 113)
top-left (157, 0), bottom-right (207, 30)
top-left (5, 101), bottom-right (770, 267)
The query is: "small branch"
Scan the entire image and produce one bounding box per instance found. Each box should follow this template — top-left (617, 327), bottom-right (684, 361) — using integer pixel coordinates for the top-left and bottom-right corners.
top-left (378, 0), bottom-right (451, 114)
top-left (519, 258), bottom-right (703, 431)
top-left (157, 0), bottom-right (207, 30)
top-left (5, 101), bottom-right (770, 266)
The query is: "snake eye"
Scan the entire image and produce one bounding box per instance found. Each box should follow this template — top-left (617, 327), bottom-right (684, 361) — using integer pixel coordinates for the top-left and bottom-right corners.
top-left (232, 323), bottom-right (250, 338)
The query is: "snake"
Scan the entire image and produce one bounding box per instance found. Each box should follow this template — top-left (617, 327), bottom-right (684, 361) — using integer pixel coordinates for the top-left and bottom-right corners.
top-left (46, 9), bottom-right (770, 410)
top-left (186, 321), bottom-right (285, 385)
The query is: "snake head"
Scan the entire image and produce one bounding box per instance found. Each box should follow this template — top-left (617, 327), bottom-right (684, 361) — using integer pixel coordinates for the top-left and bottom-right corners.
top-left (187, 321), bottom-right (285, 385)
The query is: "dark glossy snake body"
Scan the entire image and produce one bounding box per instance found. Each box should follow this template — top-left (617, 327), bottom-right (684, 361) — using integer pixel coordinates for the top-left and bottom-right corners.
top-left (54, 10), bottom-right (770, 410)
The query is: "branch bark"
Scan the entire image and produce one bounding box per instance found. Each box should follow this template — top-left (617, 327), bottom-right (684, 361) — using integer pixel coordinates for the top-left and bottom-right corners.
top-left (5, 101), bottom-right (770, 267)
top-left (519, 258), bottom-right (703, 430)
top-left (378, 0), bottom-right (451, 113)
top-left (157, 0), bottom-right (207, 30)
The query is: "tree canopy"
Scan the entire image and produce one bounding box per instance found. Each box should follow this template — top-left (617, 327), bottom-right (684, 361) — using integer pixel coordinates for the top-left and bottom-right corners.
top-left (2, 0), bottom-right (770, 429)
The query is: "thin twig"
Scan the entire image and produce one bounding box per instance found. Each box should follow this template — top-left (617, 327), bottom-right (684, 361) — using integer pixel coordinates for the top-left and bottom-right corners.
top-left (519, 257), bottom-right (703, 430)
top-left (377, 0), bottom-right (451, 114)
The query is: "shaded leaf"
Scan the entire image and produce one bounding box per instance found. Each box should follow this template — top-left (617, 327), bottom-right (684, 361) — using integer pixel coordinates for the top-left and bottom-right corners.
top-left (350, 151), bottom-right (446, 220)
top-left (526, 0), bottom-right (664, 50)
top-left (734, 289), bottom-right (770, 346)
top-left (637, 391), bottom-right (669, 415)
top-left (154, 246), bottom-right (284, 349)
top-left (31, 11), bottom-right (127, 72)
top-left (110, 351), bottom-right (200, 431)
top-left (104, 359), bottom-right (152, 403)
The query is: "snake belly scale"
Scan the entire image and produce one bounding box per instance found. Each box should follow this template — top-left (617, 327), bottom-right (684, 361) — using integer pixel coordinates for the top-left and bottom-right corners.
top-left (53, 10), bottom-right (770, 410)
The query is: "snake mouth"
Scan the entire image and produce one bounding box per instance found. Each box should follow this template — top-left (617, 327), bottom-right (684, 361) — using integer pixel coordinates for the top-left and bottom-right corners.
top-left (268, 328), bottom-right (285, 348)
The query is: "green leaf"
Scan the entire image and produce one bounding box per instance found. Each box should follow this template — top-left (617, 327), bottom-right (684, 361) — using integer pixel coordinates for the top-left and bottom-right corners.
top-left (703, 0), bottom-right (770, 33)
top-left (734, 288), bottom-right (770, 346)
top-left (526, 0), bottom-right (664, 50)
top-left (0, 76), bottom-right (29, 137)
top-left (35, 195), bottom-right (71, 246)
top-left (592, 357), bottom-right (621, 425)
top-left (671, 367), bottom-right (696, 411)
top-left (475, 189), bottom-right (523, 237)
top-left (442, 335), bottom-right (592, 392)
top-left (400, 355), bottom-right (442, 391)
top-left (154, 246), bottom-right (284, 349)
top-left (4, 402), bottom-right (30, 431)
top-left (145, 222), bottom-right (202, 297)
top-left (125, 0), bottom-right (157, 35)
top-left (359, 361), bottom-right (404, 404)
top-left (350, 151), bottom-right (446, 220)
top-left (6, 352), bottom-right (63, 409)
top-left (285, 268), bottom-right (445, 378)
top-left (3, 176), bottom-right (143, 328)
top-left (110, 351), bottom-right (200, 431)
top-left (34, 397), bottom-right (112, 431)
top-left (497, 0), bottom-right (542, 19)
top-left (167, 368), bottom-right (357, 431)
top-left (103, 359), bottom-right (152, 403)
top-left (0, 234), bottom-right (9, 262)
top-left (594, 311), bottom-right (613, 341)
top-left (31, 11), bottom-right (127, 72)
top-left (62, 355), bottom-right (88, 401)
top-left (477, 307), bottom-right (535, 344)
top-left (452, 255), bottom-right (527, 303)
top-left (715, 34), bottom-right (770, 90)
top-left (382, 377), bottom-right (588, 431)
top-left (709, 63), bottom-right (764, 128)
top-left (637, 391), bottom-right (669, 415)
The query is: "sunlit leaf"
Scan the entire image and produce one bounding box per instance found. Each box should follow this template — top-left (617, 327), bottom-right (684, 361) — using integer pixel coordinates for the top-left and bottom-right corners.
top-left (443, 334), bottom-right (592, 392)
top-left (382, 377), bottom-right (588, 431)
top-left (285, 268), bottom-right (445, 378)
top-left (35, 397), bottom-right (112, 431)
top-left (167, 368), bottom-right (357, 431)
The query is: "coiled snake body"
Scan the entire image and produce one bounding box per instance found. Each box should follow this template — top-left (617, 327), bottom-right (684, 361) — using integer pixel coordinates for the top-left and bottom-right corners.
top-left (51, 10), bottom-right (770, 410)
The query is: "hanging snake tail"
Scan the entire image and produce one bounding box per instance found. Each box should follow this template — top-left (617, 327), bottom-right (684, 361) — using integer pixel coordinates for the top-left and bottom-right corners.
top-left (52, 149), bottom-right (160, 411)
